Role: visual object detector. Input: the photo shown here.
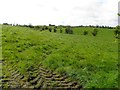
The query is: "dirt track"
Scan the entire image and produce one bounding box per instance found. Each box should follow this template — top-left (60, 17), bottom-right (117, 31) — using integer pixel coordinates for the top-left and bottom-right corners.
top-left (2, 61), bottom-right (82, 89)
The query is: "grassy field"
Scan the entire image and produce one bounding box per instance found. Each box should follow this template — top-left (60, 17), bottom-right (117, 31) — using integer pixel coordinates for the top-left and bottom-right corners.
top-left (0, 24), bottom-right (2, 86)
top-left (2, 25), bottom-right (118, 88)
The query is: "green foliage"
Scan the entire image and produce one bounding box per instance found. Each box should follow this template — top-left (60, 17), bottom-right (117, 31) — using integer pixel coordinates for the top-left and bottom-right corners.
top-left (83, 30), bottom-right (88, 35)
top-left (54, 28), bottom-right (57, 32)
top-left (42, 27), bottom-right (45, 30)
top-left (60, 29), bottom-right (62, 33)
top-left (49, 28), bottom-right (52, 32)
top-left (34, 26), bottom-right (40, 30)
top-left (114, 26), bottom-right (120, 39)
top-left (45, 26), bottom-right (48, 30)
top-left (65, 27), bottom-right (73, 34)
top-left (92, 28), bottom-right (98, 36)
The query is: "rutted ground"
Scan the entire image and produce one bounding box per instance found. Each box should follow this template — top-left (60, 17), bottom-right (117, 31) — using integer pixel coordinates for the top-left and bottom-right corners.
top-left (2, 60), bottom-right (82, 89)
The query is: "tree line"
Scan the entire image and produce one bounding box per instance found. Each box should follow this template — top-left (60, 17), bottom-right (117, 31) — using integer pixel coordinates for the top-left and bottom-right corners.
top-left (2, 23), bottom-right (119, 38)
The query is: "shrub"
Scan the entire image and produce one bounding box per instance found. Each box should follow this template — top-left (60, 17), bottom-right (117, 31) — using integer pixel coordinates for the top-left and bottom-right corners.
top-left (42, 27), bottom-right (45, 30)
top-left (114, 26), bottom-right (120, 39)
top-left (69, 29), bottom-right (73, 34)
top-left (28, 24), bottom-right (34, 28)
top-left (114, 26), bottom-right (120, 35)
top-left (45, 26), bottom-right (48, 30)
top-left (114, 29), bottom-right (119, 36)
top-left (92, 28), bottom-right (98, 36)
top-left (49, 28), bottom-right (52, 32)
top-left (83, 30), bottom-right (88, 35)
top-left (60, 29), bottom-right (62, 33)
top-left (65, 27), bottom-right (73, 34)
top-left (54, 28), bottom-right (57, 32)
top-left (65, 28), bottom-right (68, 34)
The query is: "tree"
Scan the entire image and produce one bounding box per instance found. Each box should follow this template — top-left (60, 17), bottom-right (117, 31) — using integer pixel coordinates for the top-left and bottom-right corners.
top-left (49, 28), bottom-right (52, 32)
top-left (45, 26), bottom-right (48, 30)
top-left (28, 24), bottom-right (34, 28)
top-left (69, 29), bottom-right (73, 34)
top-left (92, 28), bottom-right (98, 36)
top-left (114, 25), bottom-right (120, 39)
top-left (65, 28), bottom-right (69, 34)
top-left (3, 23), bottom-right (9, 25)
top-left (65, 27), bottom-right (73, 34)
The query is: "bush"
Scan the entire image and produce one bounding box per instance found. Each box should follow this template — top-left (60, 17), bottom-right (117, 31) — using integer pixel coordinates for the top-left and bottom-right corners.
top-left (54, 28), bottom-right (57, 32)
top-left (49, 28), bottom-right (52, 32)
top-left (114, 26), bottom-right (120, 36)
top-left (42, 27), bottom-right (45, 30)
top-left (65, 27), bottom-right (73, 34)
top-left (28, 24), bottom-right (34, 28)
top-left (114, 29), bottom-right (119, 35)
top-left (69, 29), bottom-right (73, 34)
top-left (114, 26), bottom-right (120, 39)
top-left (45, 26), bottom-right (48, 30)
top-left (92, 28), bottom-right (98, 36)
top-left (83, 30), bottom-right (88, 35)
top-left (60, 29), bottom-right (62, 33)
top-left (65, 28), bottom-right (68, 34)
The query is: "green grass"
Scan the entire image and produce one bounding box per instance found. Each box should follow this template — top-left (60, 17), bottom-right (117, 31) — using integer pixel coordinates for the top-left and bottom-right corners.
top-left (0, 63), bottom-right (2, 72)
top-left (0, 24), bottom-right (2, 60)
top-left (2, 25), bottom-right (118, 88)
top-left (0, 24), bottom-right (2, 82)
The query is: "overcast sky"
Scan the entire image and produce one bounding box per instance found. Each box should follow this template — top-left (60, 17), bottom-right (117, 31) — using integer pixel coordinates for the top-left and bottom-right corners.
top-left (0, 0), bottom-right (119, 26)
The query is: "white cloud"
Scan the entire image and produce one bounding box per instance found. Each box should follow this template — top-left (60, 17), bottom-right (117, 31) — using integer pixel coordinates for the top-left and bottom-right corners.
top-left (0, 0), bottom-right (119, 26)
